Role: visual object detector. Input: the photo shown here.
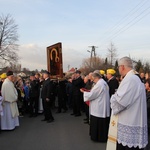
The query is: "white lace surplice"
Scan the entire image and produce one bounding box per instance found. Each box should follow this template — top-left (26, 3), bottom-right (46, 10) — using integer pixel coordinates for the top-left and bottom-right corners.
top-left (111, 70), bottom-right (148, 148)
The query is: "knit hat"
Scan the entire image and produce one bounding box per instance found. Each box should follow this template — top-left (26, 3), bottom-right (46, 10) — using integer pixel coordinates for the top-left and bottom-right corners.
top-left (106, 69), bottom-right (116, 75)
top-left (100, 70), bottom-right (105, 75)
top-left (1, 73), bottom-right (7, 79)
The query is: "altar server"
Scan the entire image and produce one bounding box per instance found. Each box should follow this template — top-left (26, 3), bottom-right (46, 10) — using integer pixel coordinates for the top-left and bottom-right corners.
top-left (107, 56), bottom-right (148, 150)
top-left (81, 70), bottom-right (110, 142)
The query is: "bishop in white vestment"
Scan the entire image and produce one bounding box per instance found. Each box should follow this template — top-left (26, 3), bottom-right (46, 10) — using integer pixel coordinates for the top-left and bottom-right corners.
top-left (1, 71), bottom-right (19, 130)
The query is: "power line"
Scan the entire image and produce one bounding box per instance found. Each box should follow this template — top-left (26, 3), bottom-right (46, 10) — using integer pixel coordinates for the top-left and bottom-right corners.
top-left (99, 0), bottom-right (150, 44)
top-left (108, 6), bottom-right (150, 40)
top-left (103, 0), bottom-right (149, 37)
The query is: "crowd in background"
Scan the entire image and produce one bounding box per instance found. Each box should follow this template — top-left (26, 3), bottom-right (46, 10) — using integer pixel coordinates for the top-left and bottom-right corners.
top-left (0, 56), bottom-right (149, 150)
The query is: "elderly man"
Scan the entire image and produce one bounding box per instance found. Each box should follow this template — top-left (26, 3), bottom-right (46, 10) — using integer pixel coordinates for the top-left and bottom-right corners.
top-left (107, 57), bottom-right (148, 150)
top-left (1, 71), bottom-right (19, 130)
top-left (81, 70), bottom-right (110, 142)
top-left (106, 69), bottom-right (119, 98)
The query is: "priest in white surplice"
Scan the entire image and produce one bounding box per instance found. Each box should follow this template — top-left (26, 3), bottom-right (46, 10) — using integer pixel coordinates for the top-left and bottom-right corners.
top-left (1, 71), bottom-right (19, 130)
top-left (80, 70), bottom-right (110, 142)
top-left (108, 57), bottom-right (148, 150)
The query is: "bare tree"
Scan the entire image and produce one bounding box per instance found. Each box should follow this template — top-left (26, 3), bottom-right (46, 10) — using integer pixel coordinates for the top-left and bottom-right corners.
top-left (80, 56), bottom-right (105, 74)
top-left (107, 42), bottom-right (118, 66)
top-left (0, 14), bottom-right (19, 69)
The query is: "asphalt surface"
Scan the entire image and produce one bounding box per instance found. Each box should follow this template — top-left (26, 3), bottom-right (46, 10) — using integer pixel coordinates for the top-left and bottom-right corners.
top-left (0, 110), bottom-right (106, 150)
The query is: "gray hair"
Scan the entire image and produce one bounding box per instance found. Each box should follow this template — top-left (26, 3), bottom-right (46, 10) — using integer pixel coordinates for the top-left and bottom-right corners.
top-left (118, 56), bottom-right (133, 69)
top-left (92, 70), bottom-right (102, 78)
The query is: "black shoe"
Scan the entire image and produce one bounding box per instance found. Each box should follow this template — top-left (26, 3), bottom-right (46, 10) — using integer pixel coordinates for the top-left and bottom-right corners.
top-left (41, 119), bottom-right (47, 121)
top-left (83, 118), bottom-right (88, 121)
top-left (62, 110), bottom-right (67, 113)
top-left (56, 110), bottom-right (61, 113)
top-left (75, 114), bottom-right (81, 117)
top-left (84, 121), bottom-right (89, 124)
top-left (70, 113), bottom-right (75, 115)
top-left (29, 115), bottom-right (33, 118)
top-left (47, 119), bottom-right (54, 123)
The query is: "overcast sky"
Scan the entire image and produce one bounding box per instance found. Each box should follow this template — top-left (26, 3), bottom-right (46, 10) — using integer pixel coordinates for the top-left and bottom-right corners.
top-left (1, 0), bottom-right (150, 72)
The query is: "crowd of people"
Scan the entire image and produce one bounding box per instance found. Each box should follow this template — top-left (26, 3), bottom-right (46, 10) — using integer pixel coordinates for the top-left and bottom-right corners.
top-left (0, 56), bottom-right (149, 150)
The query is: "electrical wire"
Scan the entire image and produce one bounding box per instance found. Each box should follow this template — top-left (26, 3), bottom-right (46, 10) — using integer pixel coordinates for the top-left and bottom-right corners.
top-left (99, 0), bottom-right (150, 45)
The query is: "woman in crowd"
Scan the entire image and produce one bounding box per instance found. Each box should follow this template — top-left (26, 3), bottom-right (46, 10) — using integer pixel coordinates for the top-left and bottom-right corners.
top-left (15, 77), bottom-right (25, 117)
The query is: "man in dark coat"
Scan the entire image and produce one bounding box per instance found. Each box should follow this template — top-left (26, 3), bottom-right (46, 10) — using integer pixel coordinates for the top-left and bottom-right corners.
top-left (66, 77), bottom-right (73, 109)
top-left (71, 70), bottom-right (84, 117)
top-left (29, 72), bottom-right (40, 117)
top-left (56, 78), bottom-right (68, 113)
top-left (82, 73), bottom-right (93, 124)
top-left (41, 71), bottom-right (54, 123)
top-left (106, 69), bottom-right (119, 98)
top-left (34, 73), bottom-right (41, 115)
top-left (140, 72), bottom-right (146, 83)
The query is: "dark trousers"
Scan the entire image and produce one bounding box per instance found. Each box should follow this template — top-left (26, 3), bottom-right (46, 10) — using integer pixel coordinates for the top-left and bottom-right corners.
top-left (29, 97), bottom-right (36, 116)
top-left (24, 99), bottom-right (30, 113)
top-left (117, 142), bottom-right (144, 150)
top-left (42, 99), bottom-right (54, 120)
top-left (67, 93), bottom-right (73, 108)
top-left (73, 95), bottom-right (81, 115)
top-left (57, 95), bottom-right (67, 112)
top-left (29, 96), bottom-right (39, 116)
top-left (85, 103), bottom-right (89, 120)
top-left (34, 96), bottom-right (39, 115)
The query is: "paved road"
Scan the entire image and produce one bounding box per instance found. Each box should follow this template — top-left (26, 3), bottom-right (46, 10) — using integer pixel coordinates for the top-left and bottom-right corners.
top-left (0, 110), bottom-right (106, 150)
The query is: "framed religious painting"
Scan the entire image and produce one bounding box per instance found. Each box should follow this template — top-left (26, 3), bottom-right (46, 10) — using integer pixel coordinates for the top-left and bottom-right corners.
top-left (47, 42), bottom-right (63, 79)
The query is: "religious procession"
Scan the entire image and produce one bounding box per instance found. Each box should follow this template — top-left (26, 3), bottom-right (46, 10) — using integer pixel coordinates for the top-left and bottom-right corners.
top-left (0, 56), bottom-right (149, 150)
